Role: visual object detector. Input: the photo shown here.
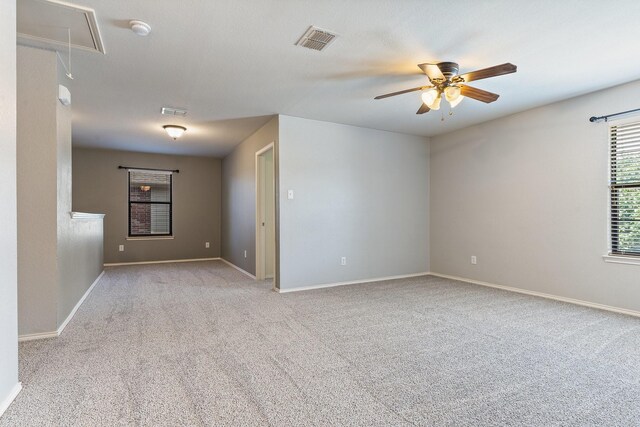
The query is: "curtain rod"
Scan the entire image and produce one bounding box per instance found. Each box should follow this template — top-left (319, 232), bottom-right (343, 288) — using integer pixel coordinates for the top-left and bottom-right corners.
top-left (589, 107), bottom-right (640, 123)
top-left (118, 166), bottom-right (179, 173)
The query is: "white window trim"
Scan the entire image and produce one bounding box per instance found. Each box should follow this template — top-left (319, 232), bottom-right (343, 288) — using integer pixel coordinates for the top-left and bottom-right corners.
top-left (603, 116), bottom-right (640, 265)
top-left (126, 236), bottom-right (174, 241)
top-left (603, 254), bottom-right (640, 266)
top-left (126, 169), bottom-right (173, 237)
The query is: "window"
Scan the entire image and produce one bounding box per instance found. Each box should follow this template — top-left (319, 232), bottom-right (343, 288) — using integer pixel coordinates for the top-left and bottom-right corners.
top-left (128, 170), bottom-right (172, 236)
top-left (609, 121), bottom-right (640, 256)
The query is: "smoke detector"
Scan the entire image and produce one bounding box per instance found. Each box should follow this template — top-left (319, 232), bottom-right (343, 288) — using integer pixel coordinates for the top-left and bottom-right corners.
top-left (295, 26), bottom-right (337, 51)
top-left (129, 20), bottom-right (151, 36)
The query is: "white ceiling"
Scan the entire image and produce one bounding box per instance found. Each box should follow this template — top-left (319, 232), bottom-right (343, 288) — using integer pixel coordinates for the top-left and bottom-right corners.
top-left (19, 0), bottom-right (640, 157)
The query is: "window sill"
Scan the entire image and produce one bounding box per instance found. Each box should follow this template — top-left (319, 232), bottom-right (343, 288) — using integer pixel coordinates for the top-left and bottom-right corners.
top-left (70, 212), bottom-right (105, 219)
top-left (602, 254), bottom-right (640, 266)
top-left (126, 236), bottom-right (174, 241)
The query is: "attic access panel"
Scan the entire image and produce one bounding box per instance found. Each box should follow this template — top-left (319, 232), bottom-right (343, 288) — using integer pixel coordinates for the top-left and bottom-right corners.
top-left (17, 0), bottom-right (105, 54)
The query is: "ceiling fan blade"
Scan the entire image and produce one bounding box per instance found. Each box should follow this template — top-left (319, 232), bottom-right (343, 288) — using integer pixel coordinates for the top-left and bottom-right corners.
top-left (458, 63), bottom-right (517, 83)
top-left (416, 103), bottom-right (431, 114)
top-left (417, 63), bottom-right (445, 82)
top-left (459, 85), bottom-right (500, 103)
top-left (374, 86), bottom-right (429, 100)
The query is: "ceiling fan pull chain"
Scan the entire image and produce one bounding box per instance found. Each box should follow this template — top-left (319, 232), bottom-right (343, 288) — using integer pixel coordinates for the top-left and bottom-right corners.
top-left (441, 111), bottom-right (445, 122)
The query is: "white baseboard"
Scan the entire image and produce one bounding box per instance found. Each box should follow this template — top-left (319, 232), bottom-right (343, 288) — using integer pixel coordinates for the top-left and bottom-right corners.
top-left (104, 257), bottom-right (220, 267)
top-left (219, 258), bottom-right (257, 279)
top-left (57, 270), bottom-right (105, 336)
top-left (277, 272), bottom-right (430, 293)
top-left (0, 382), bottom-right (22, 418)
top-left (17, 331), bottom-right (58, 342)
top-left (428, 272), bottom-right (640, 319)
top-left (19, 271), bottom-right (105, 342)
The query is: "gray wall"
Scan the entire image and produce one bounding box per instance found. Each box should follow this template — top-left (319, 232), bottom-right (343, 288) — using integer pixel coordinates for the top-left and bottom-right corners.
top-left (17, 46), bottom-right (105, 337)
top-left (430, 79), bottom-right (640, 313)
top-left (278, 115), bottom-right (430, 290)
top-left (73, 148), bottom-right (221, 263)
top-left (0, 0), bottom-right (19, 413)
top-left (17, 46), bottom-right (59, 335)
top-left (58, 218), bottom-right (104, 327)
top-left (221, 116), bottom-right (278, 275)
top-left (56, 71), bottom-right (104, 327)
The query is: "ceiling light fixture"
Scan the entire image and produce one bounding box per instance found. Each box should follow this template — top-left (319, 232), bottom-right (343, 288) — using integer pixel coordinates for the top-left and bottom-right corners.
top-left (375, 61), bottom-right (517, 116)
top-left (421, 85), bottom-right (462, 110)
top-left (129, 20), bottom-right (151, 36)
top-left (421, 88), bottom-right (438, 107)
top-left (444, 85), bottom-right (461, 103)
top-left (449, 95), bottom-right (465, 108)
top-left (163, 125), bottom-right (186, 140)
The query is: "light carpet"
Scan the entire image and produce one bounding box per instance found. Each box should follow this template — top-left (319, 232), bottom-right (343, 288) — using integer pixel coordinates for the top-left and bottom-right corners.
top-left (2, 261), bottom-right (640, 426)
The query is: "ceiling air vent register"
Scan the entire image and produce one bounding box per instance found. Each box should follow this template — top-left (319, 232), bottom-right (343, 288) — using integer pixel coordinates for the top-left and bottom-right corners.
top-left (161, 107), bottom-right (187, 117)
top-left (295, 26), bottom-right (337, 51)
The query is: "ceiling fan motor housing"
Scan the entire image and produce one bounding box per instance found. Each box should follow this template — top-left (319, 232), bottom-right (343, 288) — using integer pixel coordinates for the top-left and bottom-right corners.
top-left (437, 62), bottom-right (459, 79)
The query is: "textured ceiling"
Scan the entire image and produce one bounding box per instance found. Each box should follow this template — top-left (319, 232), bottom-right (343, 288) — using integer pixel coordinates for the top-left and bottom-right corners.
top-left (20, 0), bottom-right (640, 157)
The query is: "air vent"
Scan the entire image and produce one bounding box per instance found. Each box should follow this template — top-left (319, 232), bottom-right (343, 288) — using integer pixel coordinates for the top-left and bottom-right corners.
top-left (161, 107), bottom-right (187, 117)
top-left (295, 26), bottom-right (337, 51)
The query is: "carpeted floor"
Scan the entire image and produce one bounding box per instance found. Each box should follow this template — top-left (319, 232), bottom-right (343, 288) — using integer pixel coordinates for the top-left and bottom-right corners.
top-left (2, 261), bottom-right (640, 426)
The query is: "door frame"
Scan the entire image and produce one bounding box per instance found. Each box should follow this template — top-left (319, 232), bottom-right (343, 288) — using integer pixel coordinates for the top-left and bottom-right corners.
top-left (255, 142), bottom-right (276, 288)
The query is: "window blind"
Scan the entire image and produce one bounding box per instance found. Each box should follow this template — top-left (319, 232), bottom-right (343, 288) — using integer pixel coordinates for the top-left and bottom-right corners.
top-left (128, 170), bottom-right (172, 236)
top-left (610, 121), bottom-right (640, 256)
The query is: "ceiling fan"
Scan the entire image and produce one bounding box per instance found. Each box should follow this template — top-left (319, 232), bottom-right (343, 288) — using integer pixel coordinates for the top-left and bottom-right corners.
top-left (374, 62), bottom-right (517, 114)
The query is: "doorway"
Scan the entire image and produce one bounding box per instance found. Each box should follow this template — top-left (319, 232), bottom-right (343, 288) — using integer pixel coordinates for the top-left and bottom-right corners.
top-left (255, 143), bottom-right (275, 287)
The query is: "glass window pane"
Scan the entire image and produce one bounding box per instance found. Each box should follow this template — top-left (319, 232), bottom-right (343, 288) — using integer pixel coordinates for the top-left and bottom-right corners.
top-left (130, 203), bottom-right (170, 235)
top-left (614, 188), bottom-right (640, 254)
top-left (129, 172), bottom-right (171, 202)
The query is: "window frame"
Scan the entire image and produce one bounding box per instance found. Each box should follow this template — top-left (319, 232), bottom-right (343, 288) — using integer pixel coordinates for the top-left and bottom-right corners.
top-left (127, 170), bottom-right (173, 238)
top-left (606, 117), bottom-right (640, 261)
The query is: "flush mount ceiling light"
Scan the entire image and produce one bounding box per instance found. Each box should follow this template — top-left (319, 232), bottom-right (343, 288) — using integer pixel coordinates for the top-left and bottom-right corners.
top-left (163, 125), bottom-right (186, 140)
top-left (129, 20), bottom-right (151, 36)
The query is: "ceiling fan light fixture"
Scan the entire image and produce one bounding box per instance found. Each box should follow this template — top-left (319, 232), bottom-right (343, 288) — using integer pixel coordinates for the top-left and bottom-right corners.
top-left (374, 61), bottom-right (516, 115)
top-left (163, 125), bottom-right (187, 140)
top-left (421, 88), bottom-right (439, 108)
top-left (444, 85), bottom-right (461, 102)
top-left (449, 95), bottom-right (465, 108)
top-left (430, 94), bottom-right (442, 110)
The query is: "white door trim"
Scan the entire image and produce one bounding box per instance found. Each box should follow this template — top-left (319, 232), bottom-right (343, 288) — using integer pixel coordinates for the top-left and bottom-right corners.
top-left (255, 142), bottom-right (275, 288)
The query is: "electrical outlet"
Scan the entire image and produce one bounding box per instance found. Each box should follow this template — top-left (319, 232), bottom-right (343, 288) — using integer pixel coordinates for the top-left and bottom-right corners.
top-left (119, 245), bottom-right (124, 252)
top-left (341, 256), bottom-right (347, 266)
top-left (244, 250), bottom-right (247, 258)
top-left (205, 242), bottom-right (210, 248)
top-left (471, 256), bottom-right (477, 265)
